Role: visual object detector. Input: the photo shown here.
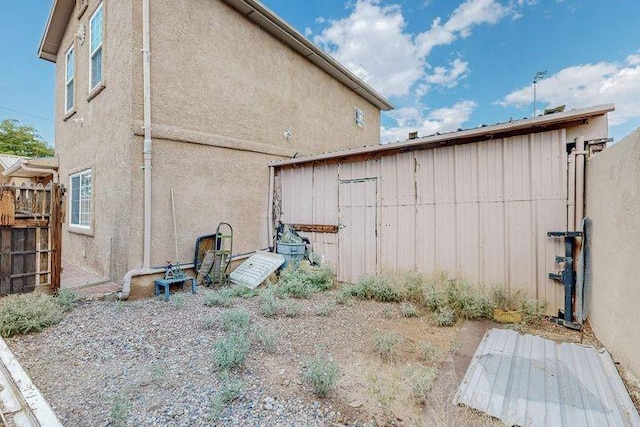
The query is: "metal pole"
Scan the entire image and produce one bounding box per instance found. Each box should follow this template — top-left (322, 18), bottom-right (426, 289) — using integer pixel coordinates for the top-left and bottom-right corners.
top-left (533, 70), bottom-right (547, 117)
top-left (533, 81), bottom-right (537, 117)
top-left (170, 189), bottom-right (179, 263)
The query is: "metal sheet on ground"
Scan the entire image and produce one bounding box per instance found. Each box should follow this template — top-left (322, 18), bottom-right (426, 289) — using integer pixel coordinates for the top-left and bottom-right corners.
top-left (453, 328), bottom-right (640, 427)
top-left (229, 252), bottom-right (285, 289)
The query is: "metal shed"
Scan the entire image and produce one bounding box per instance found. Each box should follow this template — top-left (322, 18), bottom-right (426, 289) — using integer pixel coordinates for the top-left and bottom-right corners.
top-left (269, 104), bottom-right (614, 315)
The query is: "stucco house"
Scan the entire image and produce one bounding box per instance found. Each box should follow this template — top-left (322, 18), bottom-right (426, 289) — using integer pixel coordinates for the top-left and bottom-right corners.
top-left (38, 0), bottom-right (392, 294)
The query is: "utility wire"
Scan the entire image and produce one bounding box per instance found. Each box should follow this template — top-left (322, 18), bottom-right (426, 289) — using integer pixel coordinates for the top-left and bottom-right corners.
top-left (0, 106), bottom-right (53, 122)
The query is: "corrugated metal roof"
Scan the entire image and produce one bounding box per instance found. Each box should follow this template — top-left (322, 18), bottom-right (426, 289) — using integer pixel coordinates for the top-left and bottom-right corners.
top-left (271, 104), bottom-right (615, 167)
top-left (453, 328), bottom-right (640, 427)
top-left (0, 154), bottom-right (24, 171)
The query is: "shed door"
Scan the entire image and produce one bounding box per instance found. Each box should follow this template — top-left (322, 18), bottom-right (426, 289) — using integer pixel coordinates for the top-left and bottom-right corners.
top-left (338, 179), bottom-right (377, 283)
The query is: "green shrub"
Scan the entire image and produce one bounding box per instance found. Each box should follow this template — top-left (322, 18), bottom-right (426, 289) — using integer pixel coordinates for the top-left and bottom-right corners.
top-left (303, 352), bottom-right (339, 398)
top-left (218, 372), bottom-right (245, 403)
top-left (213, 332), bottom-right (251, 370)
top-left (400, 302), bottom-right (420, 318)
top-left (0, 293), bottom-right (66, 338)
top-left (221, 308), bottom-right (250, 332)
top-left (54, 289), bottom-right (78, 311)
top-left (229, 286), bottom-right (260, 298)
top-left (423, 284), bottom-right (448, 312)
top-left (315, 301), bottom-right (336, 317)
top-left (259, 289), bottom-right (281, 318)
top-left (433, 306), bottom-right (456, 326)
top-left (110, 393), bottom-right (131, 427)
top-left (417, 341), bottom-right (441, 363)
top-left (374, 331), bottom-right (401, 362)
top-left (204, 289), bottom-right (234, 308)
top-left (172, 292), bottom-right (186, 309)
top-left (252, 326), bottom-right (279, 353)
top-left (520, 299), bottom-right (545, 323)
top-left (350, 276), bottom-right (402, 302)
top-left (335, 286), bottom-right (353, 305)
top-left (277, 263), bottom-right (334, 298)
top-left (407, 365), bottom-right (437, 405)
top-left (399, 271), bottom-right (425, 303)
top-left (284, 299), bottom-right (303, 317)
top-left (490, 286), bottom-right (522, 311)
top-left (277, 275), bottom-right (314, 299)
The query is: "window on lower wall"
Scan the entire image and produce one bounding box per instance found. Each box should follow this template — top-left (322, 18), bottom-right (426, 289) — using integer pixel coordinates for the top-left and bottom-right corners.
top-left (69, 169), bottom-right (92, 229)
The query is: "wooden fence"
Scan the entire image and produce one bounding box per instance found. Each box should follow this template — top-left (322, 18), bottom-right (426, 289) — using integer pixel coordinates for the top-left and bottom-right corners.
top-left (0, 182), bottom-right (63, 296)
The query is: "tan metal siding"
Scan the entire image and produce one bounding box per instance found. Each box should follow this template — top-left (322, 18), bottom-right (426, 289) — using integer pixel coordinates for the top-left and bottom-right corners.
top-left (275, 129), bottom-right (569, 313)
top-left (338, 179), bottom-right (377, 282)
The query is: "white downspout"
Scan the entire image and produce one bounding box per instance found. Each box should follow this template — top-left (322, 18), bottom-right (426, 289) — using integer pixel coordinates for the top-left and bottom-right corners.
top-left (142, 0), bottom-right (152, 269)
top-left (118, 0), bottom-right (153, 299)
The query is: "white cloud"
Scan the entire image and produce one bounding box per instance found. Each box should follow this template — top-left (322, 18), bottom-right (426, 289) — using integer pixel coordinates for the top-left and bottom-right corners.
top-left (381, 100), bottom-right (478, 143)
top-left (416, 0), bottom-right (510, 57)
top-left (314, 0), bottom-right (523, 98)
top-left (425, 58), bottom-right (469, 87)
top-left (498, 57), bottom-right (640, 125)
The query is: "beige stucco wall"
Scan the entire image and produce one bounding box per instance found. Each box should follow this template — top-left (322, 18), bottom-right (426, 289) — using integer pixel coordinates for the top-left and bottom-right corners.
top-left (54, 0), bottom-right (134, 280)
top-left (53, 0), bottom-right (383, 284)
top-left (145, 0), bottom-right (380, 154)
top-left (124, 0), bottom-right (382, 274)
top-left (586, 127), bottom-right (640, 380)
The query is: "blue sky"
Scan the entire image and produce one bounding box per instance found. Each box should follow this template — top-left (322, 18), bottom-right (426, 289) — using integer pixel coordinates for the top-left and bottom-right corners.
top-left (1, 0), bottom-right (639, 146)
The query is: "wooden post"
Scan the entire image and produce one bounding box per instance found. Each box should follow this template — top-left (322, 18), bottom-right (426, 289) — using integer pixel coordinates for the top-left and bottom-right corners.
top-left (50, 184), bottom-right (63, 291)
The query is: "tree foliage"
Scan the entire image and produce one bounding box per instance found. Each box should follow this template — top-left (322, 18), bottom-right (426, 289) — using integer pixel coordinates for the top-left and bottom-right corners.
top-left (0, 119), bottom-right (54, 157)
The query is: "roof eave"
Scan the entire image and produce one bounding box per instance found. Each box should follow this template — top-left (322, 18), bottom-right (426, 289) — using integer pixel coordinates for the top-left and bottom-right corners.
top-left (271, 103), bottom-right (616, 167)
top-left (38, 0), bottom-right (78, 63)
top-left (220, 0), bottom-right (394, 111)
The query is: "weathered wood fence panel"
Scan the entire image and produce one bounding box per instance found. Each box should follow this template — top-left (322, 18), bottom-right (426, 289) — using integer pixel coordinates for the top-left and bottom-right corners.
top-left (0, 182), bottom-right (63, 296)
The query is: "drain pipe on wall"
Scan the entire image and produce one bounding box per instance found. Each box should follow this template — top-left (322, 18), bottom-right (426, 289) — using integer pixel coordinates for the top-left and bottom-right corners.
top-left (268, 166), bottom-right (275, 250)
top-left (118, 0), bottom-right (154, 300)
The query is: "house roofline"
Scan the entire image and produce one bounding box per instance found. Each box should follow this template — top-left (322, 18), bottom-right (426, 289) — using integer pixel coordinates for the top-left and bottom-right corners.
top-left (271, 104), bottom-right (616, 167)
top-left (37, 0), bottom-right (394, 111)
top-left (38, 0), bottom-right (74, 63)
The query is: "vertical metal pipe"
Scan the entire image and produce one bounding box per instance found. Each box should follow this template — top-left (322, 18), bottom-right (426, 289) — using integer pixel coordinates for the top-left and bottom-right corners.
top-left (567, 150), bottom-right (576, 232)
top-left (575, 136), bottom-right (585, 226)
top-left (142, 0), bottom-right (152, 268)
top-left (267, 166), bottom-right (275, 250)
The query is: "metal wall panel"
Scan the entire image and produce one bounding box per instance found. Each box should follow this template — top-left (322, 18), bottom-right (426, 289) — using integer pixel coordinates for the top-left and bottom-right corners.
top-left (338, 179), bottom-right (377, 282)
top-left (275, 129), bottom-right (568, 314)
top-left (311, 163), bottom-right (339, 225)
top-left (279, 166), bottom-right (313, 224)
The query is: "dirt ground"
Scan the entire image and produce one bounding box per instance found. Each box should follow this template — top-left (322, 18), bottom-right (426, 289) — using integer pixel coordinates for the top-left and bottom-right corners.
top-left (6, 284), bottom-right (639, 426)
top-left (198, 287), bottom-right (634, 426)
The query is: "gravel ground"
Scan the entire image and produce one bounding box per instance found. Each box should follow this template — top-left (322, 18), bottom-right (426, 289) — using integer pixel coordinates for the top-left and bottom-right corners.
top-left (6, 293), bottom-right (346, 426)
top-left (6, 288), bottom-right (458, 427)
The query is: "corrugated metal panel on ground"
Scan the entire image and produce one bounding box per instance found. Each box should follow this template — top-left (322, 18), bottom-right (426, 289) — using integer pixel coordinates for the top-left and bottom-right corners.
top-left (453, 328), bottom-right (640, 427)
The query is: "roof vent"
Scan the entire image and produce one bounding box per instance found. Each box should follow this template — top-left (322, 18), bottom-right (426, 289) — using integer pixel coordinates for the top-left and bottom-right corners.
top-left (544, 105), bottom-right (565, 115)
top-left (408, 131), bottom-right (418, 140)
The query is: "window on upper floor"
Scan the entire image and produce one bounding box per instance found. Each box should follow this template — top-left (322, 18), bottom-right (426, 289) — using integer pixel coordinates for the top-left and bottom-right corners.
top-left (355, 108), bottom-right (365, 128)
top-left (89, 3), bottom-right (104, 92)
top-left (69, 169), bottom-right (92, 229)
top-left (65, 45), bottom-right (75, 114)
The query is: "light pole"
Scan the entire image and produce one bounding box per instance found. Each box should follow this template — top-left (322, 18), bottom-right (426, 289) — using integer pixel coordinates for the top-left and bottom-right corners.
top-left (533, 70), bottom-right (547, 117)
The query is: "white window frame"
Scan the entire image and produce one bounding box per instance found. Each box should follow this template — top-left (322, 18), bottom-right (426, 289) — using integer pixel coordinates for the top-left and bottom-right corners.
top-left (355, 107), bottom-right (365, 128)
top-left (64, 45), bottom-right (75, 114)
top-left (69, 169), bottom-right (92, 229)
top-left (89, 3), bottom-right (104, 92)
